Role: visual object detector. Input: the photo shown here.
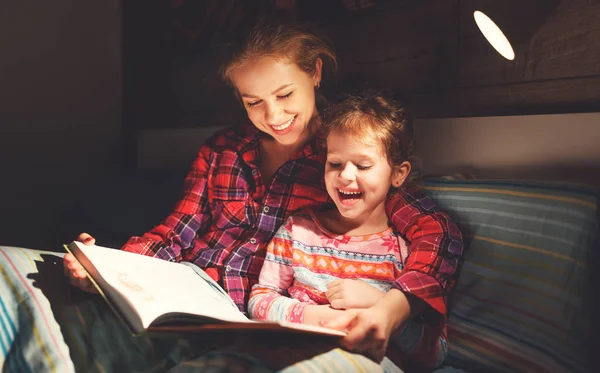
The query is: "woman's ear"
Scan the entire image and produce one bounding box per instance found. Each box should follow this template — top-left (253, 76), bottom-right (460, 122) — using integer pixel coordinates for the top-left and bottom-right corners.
top-left (313, 58), bottom-right (323, 87)
top-left (391, 161), bottom-right (411, 188)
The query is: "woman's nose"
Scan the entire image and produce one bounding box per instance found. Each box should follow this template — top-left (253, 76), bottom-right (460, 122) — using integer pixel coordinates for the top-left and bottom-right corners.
top-left (264, 102), bottom-right (282, 123)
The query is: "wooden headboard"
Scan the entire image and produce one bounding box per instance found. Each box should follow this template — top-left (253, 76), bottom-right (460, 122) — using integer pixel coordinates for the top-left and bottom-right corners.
top-left (415, 112), bottom-right (600, 185)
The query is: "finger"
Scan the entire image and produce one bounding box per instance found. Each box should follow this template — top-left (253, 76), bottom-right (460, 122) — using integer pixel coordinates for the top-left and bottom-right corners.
top-left (325, 286), bottom-right (340, 301)
top-left (63, 257), bottom-right (73, 275)
top-left (65, 256), bottom-right (78, 268)
top-left (65, 260), bottom-right (84, 278)
top-left (344, 335), bottom-right (384, 363)
top-left (328, 298), bottom-right (348, 310)
top-left (342, 313), bottom-right (383, 350)
top-left (73, 277), bottom-right (95, 293)
top-left (64, 263), bottom-right (78, 280)
top-left (326, 280), bottom-right (343, 298)
top-left (323, 311), bottom-right (356, 330)
top-left (343, 319), bottom-right (373, 350)
top-left (349, 329), bottom-right (388, 363)
top-left (75, 268), bottom-right (88, 279)
top-left (77, 233), bottom-right (96, 245)
top-left (326, 279), bottom-right (341, 290)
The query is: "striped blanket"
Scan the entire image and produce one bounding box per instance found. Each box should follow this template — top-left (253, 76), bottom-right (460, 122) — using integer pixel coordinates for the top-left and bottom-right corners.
top-left (0, 246), bottom-right (397, 373)
top-left (421, 178), bottom-right (598, 373)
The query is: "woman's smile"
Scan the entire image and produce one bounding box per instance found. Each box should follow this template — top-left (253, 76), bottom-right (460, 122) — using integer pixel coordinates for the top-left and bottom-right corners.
top-left (270, 115), bottom-right (297, 134)
top-left (231, 56), bottom-right (320, 148)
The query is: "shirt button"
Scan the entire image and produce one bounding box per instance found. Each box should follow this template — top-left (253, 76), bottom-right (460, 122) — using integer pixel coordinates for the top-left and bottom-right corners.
top-left (225, 265), bottom-right (232, 272)
top-left (263, 206), bottom-right (270, 213)
top-left (249, 238), bottom-right (257, 244)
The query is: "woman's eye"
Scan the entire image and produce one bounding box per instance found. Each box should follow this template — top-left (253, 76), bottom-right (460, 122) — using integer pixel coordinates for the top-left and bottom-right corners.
top-left (357, 165), bottom-right (372, 171)
top-left (246, 100), bottom-right (261, 108)
top-left (277, 92), bottom-right (293, 99)
top-left (327, 162), bottom-right (342, 169)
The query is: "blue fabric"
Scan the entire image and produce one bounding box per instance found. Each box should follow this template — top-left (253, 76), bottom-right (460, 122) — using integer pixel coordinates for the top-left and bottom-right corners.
top-left (420, 178), bottom-right (598, 373)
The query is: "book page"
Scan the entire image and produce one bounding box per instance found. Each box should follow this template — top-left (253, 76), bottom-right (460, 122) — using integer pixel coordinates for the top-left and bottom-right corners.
top-left (69, 242), bottom-right (346, 338)
top-left (70, 242), bottom-right (249, 332)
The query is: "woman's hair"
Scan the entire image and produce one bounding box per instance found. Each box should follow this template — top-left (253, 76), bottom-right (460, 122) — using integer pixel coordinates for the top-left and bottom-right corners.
top-left (221, 20), bottom-right (337, 87)
top-left (322, 91), bottom-right (417, 169)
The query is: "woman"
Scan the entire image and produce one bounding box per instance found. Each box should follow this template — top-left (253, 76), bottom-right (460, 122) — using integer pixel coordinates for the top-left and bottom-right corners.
top-left (61, 20), bottom-right (463, 372)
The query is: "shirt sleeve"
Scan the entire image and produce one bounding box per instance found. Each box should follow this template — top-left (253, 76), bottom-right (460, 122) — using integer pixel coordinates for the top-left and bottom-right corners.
top-left (388, 321), bottom-right (447, 371)
top-left (386, 184), bottom-right (464, 319)
top-left (248, 220), bottom-right (306, 323)
top-left (120, 145), bottom-right (214, 261)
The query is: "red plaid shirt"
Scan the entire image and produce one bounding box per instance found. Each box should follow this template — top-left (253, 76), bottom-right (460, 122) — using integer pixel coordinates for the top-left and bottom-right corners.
top-left (122, 123), bottom-right (463, 321)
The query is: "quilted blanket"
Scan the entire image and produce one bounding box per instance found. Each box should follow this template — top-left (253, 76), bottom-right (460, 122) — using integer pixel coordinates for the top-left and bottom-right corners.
top-left (0, 246), bottom-right (397, 373)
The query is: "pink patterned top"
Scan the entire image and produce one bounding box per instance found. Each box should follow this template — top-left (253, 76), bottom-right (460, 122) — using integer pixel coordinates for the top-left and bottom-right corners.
top-left (248, 209), bottom-right (408, 323)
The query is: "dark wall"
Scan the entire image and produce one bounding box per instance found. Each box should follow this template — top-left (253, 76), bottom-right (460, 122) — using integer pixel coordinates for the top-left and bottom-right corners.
top-left (3, 0), bottom-right (595, 248)
top-left (0, 1), bottom-right (122, 249)
top-left (143, 0), bottom-right (600, 129)
top-left (312, 0), bottom-right (600, 117)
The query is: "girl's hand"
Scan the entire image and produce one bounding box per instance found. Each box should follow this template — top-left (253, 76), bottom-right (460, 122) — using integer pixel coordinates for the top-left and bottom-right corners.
top-left (303, 304), bottom-right (346, 327)
top-left (326, 279), bottom-right (385, 309)
top-left (324, 289), bottom-right (412, 362)
top-left (63, 233), bottom-right (98, 293)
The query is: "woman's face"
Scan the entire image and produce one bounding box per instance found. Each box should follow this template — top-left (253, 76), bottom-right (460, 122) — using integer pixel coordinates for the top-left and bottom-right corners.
top-left (231, 57), bottom-right (321, 147)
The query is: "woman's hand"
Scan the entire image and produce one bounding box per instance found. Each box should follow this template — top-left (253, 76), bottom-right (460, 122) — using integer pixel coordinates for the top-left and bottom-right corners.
top-left (324, 289), bottom-right (412, 362)
top-left (326, 279), bottom-right (385, 309)
top-left (63, 233), bottom-right (98, 293)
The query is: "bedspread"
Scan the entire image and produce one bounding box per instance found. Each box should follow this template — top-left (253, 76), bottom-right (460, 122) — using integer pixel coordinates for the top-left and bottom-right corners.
top-left (0, 246), bottom-right (398, 373)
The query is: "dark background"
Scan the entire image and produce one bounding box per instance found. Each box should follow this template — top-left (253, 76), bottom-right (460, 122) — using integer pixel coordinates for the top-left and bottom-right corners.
top-left (1, 0), bottom-right (599, 249)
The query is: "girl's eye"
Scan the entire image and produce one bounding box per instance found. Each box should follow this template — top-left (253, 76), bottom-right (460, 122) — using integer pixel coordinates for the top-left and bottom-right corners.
top-left (327, 162), bottom-right (342, 169)
top-left (357, 165), bottom-right (372, 171)
top-left (277, 92), bottom-right (293, 99)
top-left (246, 100), bottom-right (262, 108)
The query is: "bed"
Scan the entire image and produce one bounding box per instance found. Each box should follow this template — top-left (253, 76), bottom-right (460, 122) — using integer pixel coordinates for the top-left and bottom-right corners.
top-left (1, 113), bottom-right (598, 373)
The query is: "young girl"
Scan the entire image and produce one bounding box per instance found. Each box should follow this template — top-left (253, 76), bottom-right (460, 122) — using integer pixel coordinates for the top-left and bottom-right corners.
top-left (249, 92), bottom-right (448, 371)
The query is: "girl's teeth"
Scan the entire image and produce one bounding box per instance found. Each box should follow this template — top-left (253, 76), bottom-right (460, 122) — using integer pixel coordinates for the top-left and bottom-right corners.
top-left (273, 116), bottom-right (295, 130)
top-left (338, 189), bottom-right (361, 195)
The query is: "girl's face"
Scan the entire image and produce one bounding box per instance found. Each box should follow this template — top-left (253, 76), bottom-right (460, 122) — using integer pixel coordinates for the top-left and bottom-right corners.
top-left (325, 129), bottom-right (403, 226)
top-left (231, 57), bottom-right (321, 147)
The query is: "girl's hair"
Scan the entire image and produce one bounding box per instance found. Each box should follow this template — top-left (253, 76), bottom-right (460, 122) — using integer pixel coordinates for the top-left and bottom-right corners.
top-left (221, 20), bottom-right (337, 87)
top-left (322, 91), bottom-right (417, 170)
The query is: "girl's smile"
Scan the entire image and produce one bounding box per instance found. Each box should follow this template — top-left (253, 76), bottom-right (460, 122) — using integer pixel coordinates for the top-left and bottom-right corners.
top-left (325, 130), bottom-right (399, 234)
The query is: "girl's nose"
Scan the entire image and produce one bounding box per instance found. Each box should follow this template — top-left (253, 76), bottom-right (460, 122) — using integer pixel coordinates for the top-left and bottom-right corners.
top-left (339, 163), bottom-right (357, 181)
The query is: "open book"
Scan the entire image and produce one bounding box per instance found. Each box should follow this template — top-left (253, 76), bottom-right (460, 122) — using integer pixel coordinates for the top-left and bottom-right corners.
top-left (65, 241), bottom-right (346, 338)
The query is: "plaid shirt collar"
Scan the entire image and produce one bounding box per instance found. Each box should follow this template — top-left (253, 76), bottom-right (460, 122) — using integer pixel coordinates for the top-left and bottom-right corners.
top-left (237, 122), bottom-right (326, 163)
